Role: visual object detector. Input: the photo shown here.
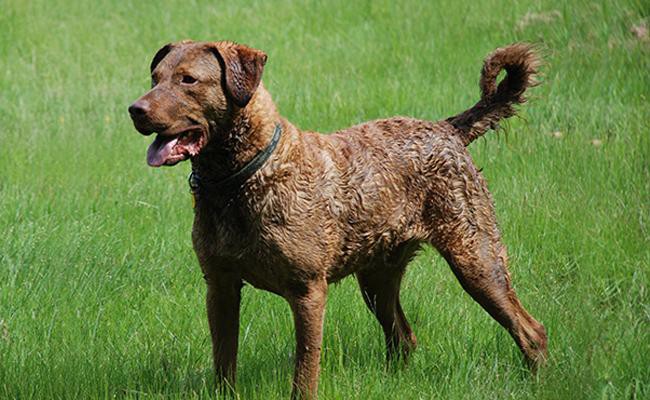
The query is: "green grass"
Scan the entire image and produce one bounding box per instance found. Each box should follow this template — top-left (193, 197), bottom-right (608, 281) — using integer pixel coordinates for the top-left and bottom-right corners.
top-left (1, 0), bottom-right (648, 398)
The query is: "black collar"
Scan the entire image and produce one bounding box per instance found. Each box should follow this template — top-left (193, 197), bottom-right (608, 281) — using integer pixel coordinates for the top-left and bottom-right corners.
top-left (189, 123), bottom-right (282, 195)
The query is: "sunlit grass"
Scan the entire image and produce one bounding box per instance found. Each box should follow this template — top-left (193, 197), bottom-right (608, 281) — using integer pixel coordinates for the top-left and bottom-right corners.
top-left (1, 0), bottom-right (648, 398)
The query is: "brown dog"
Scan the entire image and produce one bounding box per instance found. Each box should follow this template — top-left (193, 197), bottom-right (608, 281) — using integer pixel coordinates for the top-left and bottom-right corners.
top-left (129, 41), bottom-right (547, 399)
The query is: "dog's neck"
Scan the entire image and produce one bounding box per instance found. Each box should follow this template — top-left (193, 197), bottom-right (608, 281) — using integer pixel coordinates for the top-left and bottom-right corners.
top-left (191, 83), bottom-right (282, 184)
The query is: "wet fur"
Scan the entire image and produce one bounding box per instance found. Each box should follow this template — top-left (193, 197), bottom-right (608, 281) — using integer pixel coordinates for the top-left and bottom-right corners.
top-left (130, 41), bottom-right (548, 399)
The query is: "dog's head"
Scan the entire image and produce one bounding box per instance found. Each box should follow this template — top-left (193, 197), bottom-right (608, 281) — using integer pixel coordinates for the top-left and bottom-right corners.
top-left (128, 40), bottom-right (267, 167)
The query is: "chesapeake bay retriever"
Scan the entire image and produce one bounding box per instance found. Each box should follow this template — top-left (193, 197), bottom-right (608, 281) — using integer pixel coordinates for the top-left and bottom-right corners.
top-left (128, 41), bottom-right (547, 399)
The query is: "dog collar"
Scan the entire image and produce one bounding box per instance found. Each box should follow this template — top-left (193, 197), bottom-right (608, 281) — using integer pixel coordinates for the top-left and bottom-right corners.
top-left (189, 123), bottom-right (282, 200)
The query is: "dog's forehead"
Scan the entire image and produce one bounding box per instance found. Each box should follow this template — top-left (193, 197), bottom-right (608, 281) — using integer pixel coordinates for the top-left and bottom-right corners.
top-left (155, 42), bottom-right (219, 75)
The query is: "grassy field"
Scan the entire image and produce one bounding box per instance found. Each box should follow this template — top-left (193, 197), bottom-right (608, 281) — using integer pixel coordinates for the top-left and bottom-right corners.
top-left (1, 0), bottom-right (648, 398)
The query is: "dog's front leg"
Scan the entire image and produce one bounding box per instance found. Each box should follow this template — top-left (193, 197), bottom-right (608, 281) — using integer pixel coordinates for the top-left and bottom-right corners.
top-left (205, 273), bottom-right (242, 392)
top-left (287, 279), bottom-right (328, 400)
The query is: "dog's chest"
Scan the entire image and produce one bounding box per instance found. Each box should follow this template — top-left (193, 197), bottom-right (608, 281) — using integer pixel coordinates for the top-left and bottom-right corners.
top-left (191, 204), bottom-right (301, 293)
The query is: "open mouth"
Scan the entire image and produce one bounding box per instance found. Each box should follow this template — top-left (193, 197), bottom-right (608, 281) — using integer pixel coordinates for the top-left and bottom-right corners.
top-left (146, 125), bottom-right (206, 167)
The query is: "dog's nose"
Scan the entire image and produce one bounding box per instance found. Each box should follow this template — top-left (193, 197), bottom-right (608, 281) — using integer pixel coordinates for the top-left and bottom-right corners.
top-left (128, 100), bottom-right (150, 117)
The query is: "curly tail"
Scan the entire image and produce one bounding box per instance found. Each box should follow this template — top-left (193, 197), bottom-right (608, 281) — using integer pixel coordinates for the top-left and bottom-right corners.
top-left (447, 43), bottom-right (540, 146)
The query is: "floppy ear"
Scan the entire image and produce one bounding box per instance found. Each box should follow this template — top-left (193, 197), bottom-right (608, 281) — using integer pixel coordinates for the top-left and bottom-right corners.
top-left (209, 42), bottom-right (267, 107)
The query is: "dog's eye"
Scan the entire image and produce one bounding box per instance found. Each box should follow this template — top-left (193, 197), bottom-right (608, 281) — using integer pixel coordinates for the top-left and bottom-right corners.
top-left (181, 75), bottom-right (198, 85)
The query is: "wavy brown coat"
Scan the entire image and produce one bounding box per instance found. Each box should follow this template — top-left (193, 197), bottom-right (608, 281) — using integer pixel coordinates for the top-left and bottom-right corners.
top-left (129, 41), bottom-right (548, 399)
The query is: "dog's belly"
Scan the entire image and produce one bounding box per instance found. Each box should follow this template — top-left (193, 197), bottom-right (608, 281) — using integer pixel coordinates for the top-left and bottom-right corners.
top-left (235, 239), bottom-right (420, 294)
top-left (240, 266), bottom-right (286, 295)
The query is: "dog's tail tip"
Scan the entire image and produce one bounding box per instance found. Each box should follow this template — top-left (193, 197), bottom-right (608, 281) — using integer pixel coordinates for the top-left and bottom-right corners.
top-left (449, 43), bottom-right (541, 146)
top-left (479, 42), bottom-right (541, 101)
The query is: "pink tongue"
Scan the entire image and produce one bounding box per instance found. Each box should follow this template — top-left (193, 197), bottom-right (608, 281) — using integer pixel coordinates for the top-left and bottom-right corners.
top-left (147, 135), bottom-right (178, 167)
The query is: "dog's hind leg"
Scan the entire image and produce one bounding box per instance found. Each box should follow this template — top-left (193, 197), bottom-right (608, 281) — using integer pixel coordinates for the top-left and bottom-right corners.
top-left (429, 193), bottom-right (548, 368)
top-left (356, 243), bottom-right (419, 362)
